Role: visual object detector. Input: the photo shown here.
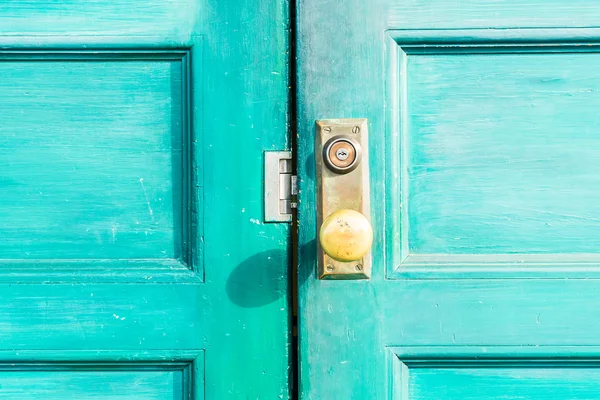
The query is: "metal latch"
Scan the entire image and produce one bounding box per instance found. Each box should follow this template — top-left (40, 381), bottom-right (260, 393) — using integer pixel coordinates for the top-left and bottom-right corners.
top-left (264, 151), bottom-right (297, 222)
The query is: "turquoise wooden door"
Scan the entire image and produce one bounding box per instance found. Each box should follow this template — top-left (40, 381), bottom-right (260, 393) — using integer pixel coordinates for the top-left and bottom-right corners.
top-left (297, 1), bottom-right (600, 399)
top-left (0, 1), bottom-right (290, 398)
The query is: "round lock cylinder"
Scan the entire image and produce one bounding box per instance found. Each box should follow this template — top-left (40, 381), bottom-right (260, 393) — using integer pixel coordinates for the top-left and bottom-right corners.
top-left (323, 136), bottom-right (362, 174)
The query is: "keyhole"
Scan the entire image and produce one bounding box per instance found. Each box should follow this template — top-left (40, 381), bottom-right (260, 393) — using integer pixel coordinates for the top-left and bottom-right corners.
top-left (336, 148), bottom-right (349, 161)
top-left (323, 137), bottom-right (361, 174)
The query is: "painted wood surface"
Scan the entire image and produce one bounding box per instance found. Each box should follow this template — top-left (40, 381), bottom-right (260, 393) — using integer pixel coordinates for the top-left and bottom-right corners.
top-left (0, 370), bottom-right (184, 399)
top-left (392, 348), bottom-right (600, 400)
top-left (0, 0), bottom-right (290, 398)
top-left (406, 52), bottom-right (600, 255)
top-left (297, 1), bottom-right (600, 399)
top-left (1, 55), bottom-right (185, 260)
top-left (409, 367), bottom-right (600, 400)
top-left (0, 351), bottom-right (202, 399)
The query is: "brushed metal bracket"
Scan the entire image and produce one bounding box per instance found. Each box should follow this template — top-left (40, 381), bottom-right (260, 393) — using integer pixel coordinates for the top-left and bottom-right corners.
top-left (264, 151), bottom-right (296, 222)
top-left (316, 119), bottom-right (371, 279)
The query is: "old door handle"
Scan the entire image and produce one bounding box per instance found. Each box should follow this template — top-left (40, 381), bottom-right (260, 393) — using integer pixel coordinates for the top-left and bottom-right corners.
top-left (319, 209), bottom-right (373, 262)
top-left (316, 119), bottom-right (371, 279)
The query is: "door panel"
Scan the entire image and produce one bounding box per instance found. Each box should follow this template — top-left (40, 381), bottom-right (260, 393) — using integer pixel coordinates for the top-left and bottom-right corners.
top-left (0, 353), bottom-right (201, 399)
top-left (1, 1), bottom-right (290, 398)
top-left (391, 348), bottom-right (600, 400)
top-left (297, 2), bottom-right (600, 399)
top-left (1, 52), bottom-right (188, 260)
top-left (399, 45), bottom-right (600, 255)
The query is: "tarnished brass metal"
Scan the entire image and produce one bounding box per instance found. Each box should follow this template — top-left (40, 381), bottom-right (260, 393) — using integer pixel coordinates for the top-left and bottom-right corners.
top-left (320, 209), bottom-right (373, 262)
top-left (316, 118), bottom-right (371, 279)
top-left (328, 141), bottom-right (356, 169)
top-left (323, 136), bottom-right (361, 173)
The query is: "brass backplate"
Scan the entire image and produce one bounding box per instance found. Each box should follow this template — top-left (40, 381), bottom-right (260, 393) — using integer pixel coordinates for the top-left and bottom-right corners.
top-left (316, 118), bottom-right (371, 279)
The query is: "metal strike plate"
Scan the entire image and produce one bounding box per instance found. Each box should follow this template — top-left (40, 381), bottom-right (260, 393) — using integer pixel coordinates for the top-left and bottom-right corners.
top-left (316, 118), bottom-right (371, 279)
top-left (264, 151), bottom-right (296, 222)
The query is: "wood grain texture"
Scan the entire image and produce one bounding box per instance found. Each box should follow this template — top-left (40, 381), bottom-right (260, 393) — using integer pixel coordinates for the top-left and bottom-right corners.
top-left (387, 1), bottom-right (600, 30)
top-left (403, 43), bottom-right (600, 256)
top-left (390, 347), bottom-right (600, 400)
top-left (0, 351), bottom-right (201, 399)
top-left (0, 369), bottom-right (185, 399)
top-left (0, 54), bottom-right (186, 261)
top-left (385, 33), bottom-right (600, 279)
top-left (0, 1), bottom-right (200, 36)
top-left (297, 1), bottom-right (600, 399)
top-left (1, 0), bottom-right (290, 398)
top-left (410, 368), bottom-right (600, 400)
top-left (0, 371), bottom-right (182, 399)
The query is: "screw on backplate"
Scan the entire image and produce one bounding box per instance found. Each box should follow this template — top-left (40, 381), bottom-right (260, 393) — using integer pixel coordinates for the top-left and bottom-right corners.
top-left (323, 126), bottom-right (332, 133)
top-left (326, 264), bottom-right (334, 272)
top-left (352, 126), bottom-right (360, 134)
top-left (355, 264), bottom-right (363, 271)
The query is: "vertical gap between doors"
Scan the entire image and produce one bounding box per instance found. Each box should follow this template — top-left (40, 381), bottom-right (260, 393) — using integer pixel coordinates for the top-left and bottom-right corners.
top-left (288, 0), bottom-right (299, 397)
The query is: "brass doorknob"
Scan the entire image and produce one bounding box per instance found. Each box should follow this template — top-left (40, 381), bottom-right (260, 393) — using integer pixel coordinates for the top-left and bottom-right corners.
top-left (319, 209), bottom-right (373, 262)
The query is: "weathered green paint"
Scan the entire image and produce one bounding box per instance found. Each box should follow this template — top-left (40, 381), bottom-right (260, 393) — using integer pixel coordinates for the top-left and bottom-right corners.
top-left (297, 2), bottom-right (600, 399)
top-left (0, 1), bottom-right (290, 398)
top-left (0, 351), bottom-right (202, 399)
